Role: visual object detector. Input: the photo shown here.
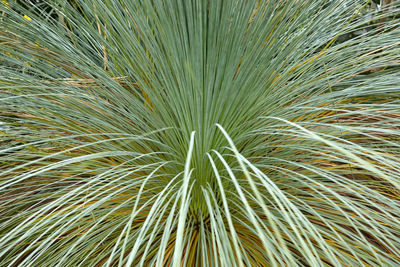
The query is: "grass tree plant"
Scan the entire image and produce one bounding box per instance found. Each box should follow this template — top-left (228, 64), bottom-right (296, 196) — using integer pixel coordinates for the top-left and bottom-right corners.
top-left (1, 0), bottom-right (400, 266)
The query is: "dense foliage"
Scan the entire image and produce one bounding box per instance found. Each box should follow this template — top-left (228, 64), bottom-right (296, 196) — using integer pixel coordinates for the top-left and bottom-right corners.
top-left (1, 0), bottom-right (400, 266)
